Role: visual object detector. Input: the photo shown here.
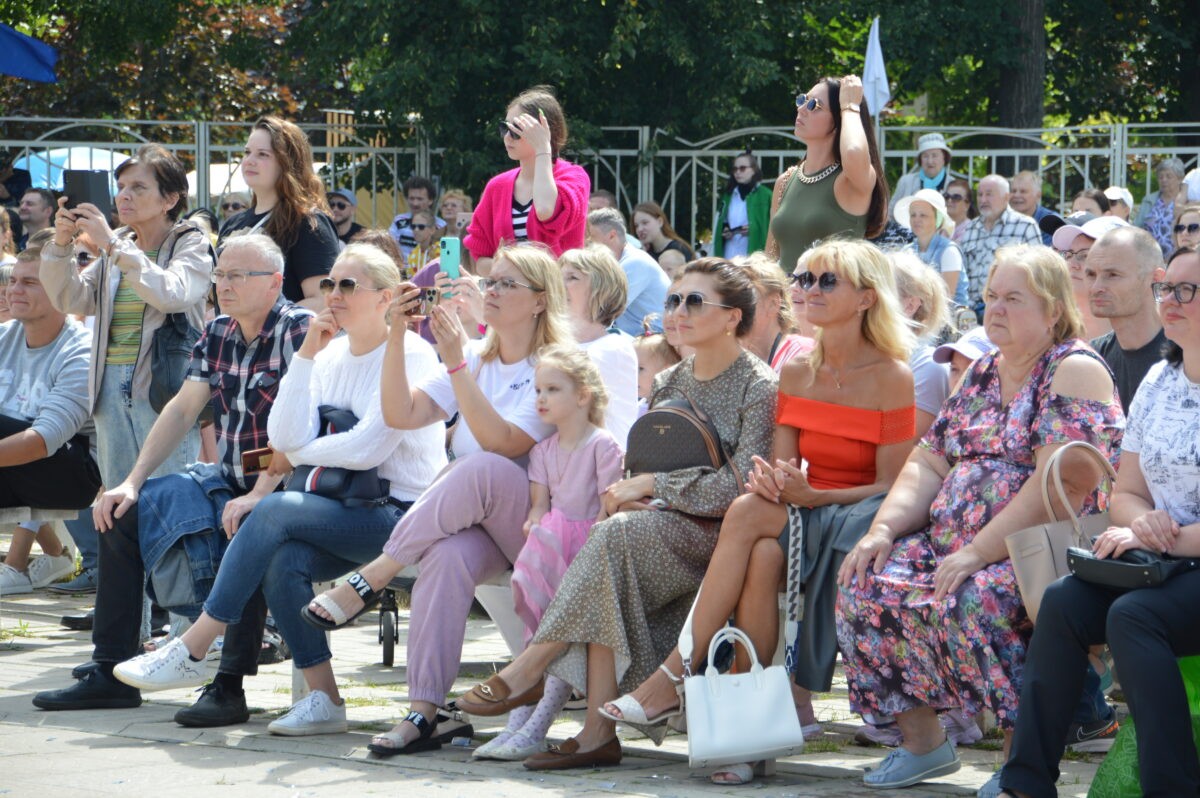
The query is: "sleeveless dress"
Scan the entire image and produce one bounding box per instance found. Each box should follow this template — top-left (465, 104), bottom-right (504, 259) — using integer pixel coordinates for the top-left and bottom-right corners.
top-left (769, 165), bottom-right (867, 273)
top-left (835, 340), bottom-right (1124, 728)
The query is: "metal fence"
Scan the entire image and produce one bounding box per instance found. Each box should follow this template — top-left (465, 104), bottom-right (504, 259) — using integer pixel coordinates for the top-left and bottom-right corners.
top-left (3, 116), bottom-right (1199, 249)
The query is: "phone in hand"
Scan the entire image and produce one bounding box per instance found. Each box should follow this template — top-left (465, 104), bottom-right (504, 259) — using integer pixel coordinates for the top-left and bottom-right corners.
top-left (406, 287), bottom-right (440, 316)
top-left (439, 237), bottom-right (461, 298)
top-left (456, 211), bottom-right (473, 232)
top-left (62, 170), bottom-right (114, 218)
top-left (241, 446), bottom-right (274, 475)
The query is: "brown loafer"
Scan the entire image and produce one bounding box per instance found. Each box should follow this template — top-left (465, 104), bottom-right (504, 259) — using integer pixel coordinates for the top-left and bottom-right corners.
top-left (523, 736), bottom-right (622, 771)
top-left (456, 674), bottom-right (545, 717)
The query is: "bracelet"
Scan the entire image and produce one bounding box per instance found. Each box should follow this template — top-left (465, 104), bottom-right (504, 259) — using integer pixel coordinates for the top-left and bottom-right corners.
top-left (446, 360), bottom-right (468, 375)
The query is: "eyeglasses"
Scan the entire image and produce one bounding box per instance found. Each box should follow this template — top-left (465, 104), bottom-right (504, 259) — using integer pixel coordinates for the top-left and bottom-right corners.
top-left (1152, 281), bottom-right (1199, 304)
top-left (795, 94), bottom-right (824, 112)
top-left (410, 224), bottom-right (431, 231)
top-left (663, 292), bottom-right (734, 315)
top-left (499, 121), bottom-right (521, 140)
top-left (791, 271), bottom-right (841, 292)
top-left (318, 277), bottom-right (383, 296)
top-left (943, 192), bottom-right (968, 203)
top-left (480, 276), bottom-right (536, 293)
top-left (1175, 223), bottom-right (1200, 235)
top-left (210, 269), bottom-right (275, 285)
top-left (221, 202), bottom-right (246, 212)
top-left (732, 165), bottom-right (753, 172)
top-left (328, 201), bottom-right (350, 210)
top-left (1059, 248), bottom-right (1091, 263)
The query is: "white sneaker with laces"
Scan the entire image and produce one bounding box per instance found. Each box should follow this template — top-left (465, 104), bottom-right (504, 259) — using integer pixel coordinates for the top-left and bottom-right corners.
top-left (112, 638), bottom-right (207, 691)
top-left (0, 563), bottom-right (33, 595)
top-left (28, 552), bottom-right (75, 588)
top-left (268, 690), bottom-right (347, 736)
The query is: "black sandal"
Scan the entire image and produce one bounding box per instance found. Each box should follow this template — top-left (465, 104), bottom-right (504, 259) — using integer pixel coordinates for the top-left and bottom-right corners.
top-left (367, 710), bottom-right (443, 756)
top-left (300, 572), bottom-right (382, 631)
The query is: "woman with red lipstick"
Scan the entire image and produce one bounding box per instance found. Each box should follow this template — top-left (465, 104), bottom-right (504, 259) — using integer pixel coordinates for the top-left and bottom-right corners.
top-left (766, 75), bottom-right (888, 274)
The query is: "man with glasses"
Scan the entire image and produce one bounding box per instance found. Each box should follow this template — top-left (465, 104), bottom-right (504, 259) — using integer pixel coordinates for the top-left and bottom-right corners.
top-left (33, 233), bottom-right (312, 728)
top-left (327, 188), bottom-right (363, 245)
top-left (1009, 171), bottom-right (1059, 246)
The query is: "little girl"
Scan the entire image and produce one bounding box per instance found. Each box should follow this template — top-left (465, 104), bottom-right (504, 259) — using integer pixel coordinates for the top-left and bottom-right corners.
top-left (474, 345), bottom-right (623, 761)
top-left (632, 332), bottom-right (682, 415)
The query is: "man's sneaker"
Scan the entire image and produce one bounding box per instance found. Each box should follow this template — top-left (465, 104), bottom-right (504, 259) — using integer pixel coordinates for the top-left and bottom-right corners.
top-left (941, 708), bottom-right (983, 746)
top-left (267, 690), bottom-right (347, 736)
top-left (27, 552), bottom-right (76, 588)
top-left (174, 681), bottom-right (249, 727)
top-left (854, 721), bottom-right (903, 747)
top-left (0, 563), bottom-right (33, 595)
top-left (32, 668), bottom-right (142, 711)
top-left (1066, 716), bottom-right (1119, 752)
top-left (112, 638), bottom-right (207, 692)
top-left (49, 567), bottom-right (98, 594)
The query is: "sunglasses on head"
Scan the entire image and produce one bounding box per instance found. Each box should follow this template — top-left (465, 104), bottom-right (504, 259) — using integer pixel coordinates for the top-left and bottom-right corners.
top-left (221, 202), bottom-right (246, 211)
top-left (795, 93), bottom-right (824, 112)
top-left (1175, 223), bottom-right (1200, 235)
top-left (499, 120), bottom-right (521, 140)
top-left (1151, 281), bottom-right (1199, 304)
top-left (318, 277), bottom-right (384, 296)
top-left (791, 271), bottom-right (841, 292)
top-left (663, 292), bottom-right (734, 315)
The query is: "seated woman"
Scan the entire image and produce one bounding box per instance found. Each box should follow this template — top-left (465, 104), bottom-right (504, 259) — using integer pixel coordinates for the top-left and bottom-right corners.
top-left (304, 244), bottom-right (573, 755)
top-left (891, 250), bottom-right (951, 439)
top-left (985, 246), bottom-right (1200, 798)
top-left (736, 252), bottom-right (814, 373)
top-left (599, 240), bottom-right (917, 785)
top-left (110, 243), bottom-right (447, 733)
top-left (836, 244), bottom-right (1124, 790)
top-left (456, 259), bottom-right (778, 771)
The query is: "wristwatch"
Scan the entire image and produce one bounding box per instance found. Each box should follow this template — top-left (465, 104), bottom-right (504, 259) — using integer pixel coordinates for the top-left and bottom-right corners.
top-left (841, 102), bottom-right (861, 113)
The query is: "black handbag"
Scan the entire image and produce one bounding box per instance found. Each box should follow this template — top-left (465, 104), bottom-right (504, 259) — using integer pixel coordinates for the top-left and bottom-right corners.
top-left (625, 389), bottom-right (730, 477)
top-left (1067, 545), bottom-right (1200, 591)
top-left (285, 405), bottom-right (391, 507)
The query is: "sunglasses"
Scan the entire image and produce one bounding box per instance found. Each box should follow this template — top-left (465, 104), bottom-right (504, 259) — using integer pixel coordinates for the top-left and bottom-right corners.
top-left (328, 201), bottom-right (350, 210)
top-left (1175, 223), bottom-right (1200, 235)
top-left (663, 292), bottom-right (734, 315)
top-left (795, 93), bottom-right (824, 112)
top-left (221, 202), bottom-right (246, 211)
top-left (318, 277), bottom-right (384, 296)
top-left (943, 192), bottom-right (968, 203)
top-left (791, 271), bottom-right (841, 292)
top-left (410, 224), bottom-right (431, 231)
top-left (499, 120), bottom-right (521, 140)
top-left (1152, 281), bottom-right (1199, 304)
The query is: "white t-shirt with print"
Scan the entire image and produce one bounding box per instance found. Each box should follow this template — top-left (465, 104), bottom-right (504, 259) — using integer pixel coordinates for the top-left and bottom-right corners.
top-left (1122, 360), bottom-right (1200, 526)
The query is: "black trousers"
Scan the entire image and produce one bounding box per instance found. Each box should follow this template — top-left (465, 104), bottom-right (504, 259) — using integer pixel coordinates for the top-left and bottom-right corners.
top-left (1002, 571), bottom-right (1200, 798)
top-left (92, 501), bottom-right (265, 676)
top-left (0, 413), bottom-right (100, 509)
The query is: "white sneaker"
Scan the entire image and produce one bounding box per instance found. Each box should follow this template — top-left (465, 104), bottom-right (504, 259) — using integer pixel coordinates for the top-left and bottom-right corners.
top-left (28, 552), bottom-right (75, 588)
top-left (267, 690), bottom-right (347, 736)
top-left (0, 563), bottom-right (33, 595)
top-left (113, 638), bottom-right (208, 691)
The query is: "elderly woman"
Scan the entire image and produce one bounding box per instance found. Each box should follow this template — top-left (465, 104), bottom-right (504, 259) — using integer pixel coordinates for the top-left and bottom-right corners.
top-left (1173, 203), bottom-right (1200, 254)
top-left (836, 244), bottom-right (1124, 790)
top-left (40, 144), bottom-right (214, 494)
top-left (895, 188), bottom-right (965, 306)
top-left (737, 251), bottom-right (814, 372)
top-left (457, 259), bottom-right (778, 771)
top-left (1136, 156), bottom-right (1187, 258)
top-left (890, 132), bottom-right (954, 213)
top-left (982, 245), bottom-right (1200, 798)
top-left (713, 151), bottom-right (771, 258)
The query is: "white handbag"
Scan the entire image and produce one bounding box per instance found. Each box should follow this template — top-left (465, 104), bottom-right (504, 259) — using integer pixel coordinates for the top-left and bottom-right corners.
top-left (678, 593), bottom-right (805, 768)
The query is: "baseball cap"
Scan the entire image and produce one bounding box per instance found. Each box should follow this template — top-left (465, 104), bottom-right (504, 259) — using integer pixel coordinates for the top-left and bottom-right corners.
top-left (1103, 186), bottom-right (1133, 208)
top-left (933, 325), bottom-right (996, 365)
top-left (1051, 214), bottom-right (1129, 251)
top-left (327, 188), bottom-right (357, 206)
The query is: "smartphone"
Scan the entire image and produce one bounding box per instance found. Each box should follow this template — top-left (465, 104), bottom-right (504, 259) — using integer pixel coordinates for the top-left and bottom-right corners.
top-left (241, 446), bottom-right (273, 475)
top-left (406, 286), bottom-right (440, 316)
top-left (62, 170), bottom-right (114, 218)
top-left (439, 237), bottom-right (461, 300)
top-left (456, 211), bottom-right (473, 232)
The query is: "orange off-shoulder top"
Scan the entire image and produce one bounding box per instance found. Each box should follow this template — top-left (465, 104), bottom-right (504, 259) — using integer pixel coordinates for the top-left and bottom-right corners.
top-left (776, 393), bottom-right (915, 491)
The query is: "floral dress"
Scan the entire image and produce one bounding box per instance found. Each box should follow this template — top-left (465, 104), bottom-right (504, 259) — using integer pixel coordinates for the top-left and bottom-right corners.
top-left (836, 340), bottom-right (1124, 729)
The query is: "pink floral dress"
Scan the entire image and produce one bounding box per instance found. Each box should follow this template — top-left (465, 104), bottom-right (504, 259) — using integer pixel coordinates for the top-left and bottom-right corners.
top-left (836, 340), bottom-right (1124, 729)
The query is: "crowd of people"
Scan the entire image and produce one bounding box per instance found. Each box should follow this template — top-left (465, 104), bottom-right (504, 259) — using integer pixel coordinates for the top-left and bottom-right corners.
top-left (2, 80), bottom-right (1199, 797)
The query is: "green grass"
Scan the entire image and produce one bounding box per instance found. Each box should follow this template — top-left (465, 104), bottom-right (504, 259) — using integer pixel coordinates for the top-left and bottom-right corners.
top-left (0, 620), bottom-right (34, 640)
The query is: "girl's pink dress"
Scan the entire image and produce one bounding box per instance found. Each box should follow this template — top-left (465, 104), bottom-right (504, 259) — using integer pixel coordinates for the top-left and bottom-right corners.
top-left (511, 427), bottom-right (624, 644)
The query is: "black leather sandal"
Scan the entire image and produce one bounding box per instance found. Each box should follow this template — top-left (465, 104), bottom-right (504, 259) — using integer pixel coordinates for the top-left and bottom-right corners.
top-left (367, 710), bottom-right (443, 756)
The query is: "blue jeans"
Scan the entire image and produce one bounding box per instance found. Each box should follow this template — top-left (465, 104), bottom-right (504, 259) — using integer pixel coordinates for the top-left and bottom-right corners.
top-left (94, 362), bottom-right (199, 488)
top-left (203, 491), bottom-right (407, 669)
top-left (64, 514), bottom-right (98, 571)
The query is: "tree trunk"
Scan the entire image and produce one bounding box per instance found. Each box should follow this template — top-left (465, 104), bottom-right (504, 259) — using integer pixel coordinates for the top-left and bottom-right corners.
top-left (994, 0), bottom-right (1046, 175)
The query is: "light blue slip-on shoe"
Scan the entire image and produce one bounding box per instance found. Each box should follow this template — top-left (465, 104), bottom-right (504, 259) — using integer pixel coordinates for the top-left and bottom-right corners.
top-left (977, 769), bottom-right (1004, 798)
top-left (863, 738), bottom-right (960, 789)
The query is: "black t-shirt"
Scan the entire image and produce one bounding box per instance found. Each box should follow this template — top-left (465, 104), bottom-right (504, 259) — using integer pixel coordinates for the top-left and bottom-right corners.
top-left (1090, 328), bottom-right (1169, 414)
top-left (337, 221), bottom-right (364, 245)
top-left (652, 239), bottom-right (694, 262)
top-left (218, 208), bottom-right (339, 302)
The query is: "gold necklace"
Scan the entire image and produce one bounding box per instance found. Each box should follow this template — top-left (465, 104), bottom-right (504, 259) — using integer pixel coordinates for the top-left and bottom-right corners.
top-left (797, 160), bottom-right (840, 184)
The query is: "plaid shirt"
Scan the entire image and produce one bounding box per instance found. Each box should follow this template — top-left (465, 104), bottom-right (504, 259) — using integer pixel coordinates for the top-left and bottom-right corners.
top-left (958, 206), bottom-right (1042, 304)
top-left (185, 297), bottom-right (312, 491)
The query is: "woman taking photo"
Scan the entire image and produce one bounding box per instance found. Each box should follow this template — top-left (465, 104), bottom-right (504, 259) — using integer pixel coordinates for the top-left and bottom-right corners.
top-left (766, 74), bottom-right (888, 272)
top-left (464, 86), bottom-right (590, 276)
top-left (40, 143), bottom-right (214, 491)
top-left (894, 188), bottom-right (966, 306)
top-left (712, 151), bottom-right (771, 258)
top-left (632, 201), bottom-right (695, 267)
top-left (219, 116), bottom-right (339, 310)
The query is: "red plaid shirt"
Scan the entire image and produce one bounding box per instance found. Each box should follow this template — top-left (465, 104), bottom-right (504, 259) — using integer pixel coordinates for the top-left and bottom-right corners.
top-left (186, 297), bottom-right (312, 491)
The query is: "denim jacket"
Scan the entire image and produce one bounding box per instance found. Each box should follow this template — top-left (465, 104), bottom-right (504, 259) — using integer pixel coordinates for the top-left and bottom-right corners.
top-left (138, 462), bottom-right (237, 617)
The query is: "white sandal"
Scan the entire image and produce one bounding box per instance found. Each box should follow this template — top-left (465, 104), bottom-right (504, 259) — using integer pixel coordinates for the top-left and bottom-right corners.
top-left (598, 664), bottom-right (683, 745)
top-left (711, 759), bottom-right (775, 785)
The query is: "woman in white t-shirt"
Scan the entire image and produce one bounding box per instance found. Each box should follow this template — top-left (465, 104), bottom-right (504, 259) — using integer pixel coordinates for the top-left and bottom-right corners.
top-left (558, 245), bottom-right (638, 448)
top-left (304, 243), bottom-right (574, 756)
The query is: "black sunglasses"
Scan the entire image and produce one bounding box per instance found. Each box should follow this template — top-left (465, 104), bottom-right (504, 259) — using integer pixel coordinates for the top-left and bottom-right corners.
top-left (795, 93), bottom-right (824, 112)
top-left (318, 277), bottom-right (384, 296)
top-left (221, 202), bottom-right (246, 211)
top-left (328, 201), bottom-right (350, 210)
top-left (499, 120), bottom-right (521, 140)
top-left (1175, 223), bottom-right (1200, 235)
top-left (791, 271), bottom-right (841, 292)
top-left (663, 292), bottom-right (734, 315)
top-left (410, 223), bottom-right (431, 231)
top-left (1151, 281), bottom-right (1199, 304)
top-left (943, 192), bottom-right (968, 203)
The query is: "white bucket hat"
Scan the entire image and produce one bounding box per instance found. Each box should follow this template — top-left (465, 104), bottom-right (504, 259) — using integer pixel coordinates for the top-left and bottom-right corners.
top-left (916, 132), bottom-right (952, 160)
top-left (894, 188), bottom-right (948, 230)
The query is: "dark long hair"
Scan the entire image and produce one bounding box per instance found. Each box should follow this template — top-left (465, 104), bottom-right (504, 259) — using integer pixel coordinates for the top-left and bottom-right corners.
top-left (820, 76), bottom-right (889, 239)
top-left (723, 150), bottom-right (763, 195)
top-left (251, 116), bottom-right (329, 251)
top-left (1164, 246), bottom-right (1197, 368)
top-left (682, 257), bottom-right (757, 336)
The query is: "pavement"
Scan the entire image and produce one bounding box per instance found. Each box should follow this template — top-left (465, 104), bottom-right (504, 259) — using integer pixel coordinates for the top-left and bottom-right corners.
top-left (0, 560), bottom-right (1103, 797)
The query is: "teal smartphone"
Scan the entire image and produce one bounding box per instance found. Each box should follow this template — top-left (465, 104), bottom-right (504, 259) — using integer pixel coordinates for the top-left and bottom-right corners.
top-left (439, 237), bottom-right (461, 298)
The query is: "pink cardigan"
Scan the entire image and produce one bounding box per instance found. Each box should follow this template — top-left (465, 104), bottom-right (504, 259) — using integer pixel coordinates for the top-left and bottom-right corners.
top-left (464, 158), bottom-right (591, 259)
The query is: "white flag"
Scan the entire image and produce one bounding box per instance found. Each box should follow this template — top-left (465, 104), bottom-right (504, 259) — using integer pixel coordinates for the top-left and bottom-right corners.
top-left (863, 17), bottom-right (890, 116)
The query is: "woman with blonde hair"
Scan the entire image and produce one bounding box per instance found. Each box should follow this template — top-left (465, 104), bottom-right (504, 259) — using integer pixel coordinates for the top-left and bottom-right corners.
top-left (438, 188), bottom-right (474, 239)
top-left (304, 242), bottom-right (574, 755)
top-left (736, 251), bottom-right (814, 372)
top-left (890, 250), bottom-right (951, 438)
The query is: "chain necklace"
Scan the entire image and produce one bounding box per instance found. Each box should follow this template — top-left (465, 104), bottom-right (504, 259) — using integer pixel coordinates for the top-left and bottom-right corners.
top-left (796, 160), bottom-right (840, 184)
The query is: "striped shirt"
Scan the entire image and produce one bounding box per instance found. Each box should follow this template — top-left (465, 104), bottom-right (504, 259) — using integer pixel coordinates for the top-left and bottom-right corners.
top-left (511, 197), bottom-right (532, 242)
top-left (185, 297), bottom-right (312, 491)
top-left (105, 249), bottom-right (156, 364)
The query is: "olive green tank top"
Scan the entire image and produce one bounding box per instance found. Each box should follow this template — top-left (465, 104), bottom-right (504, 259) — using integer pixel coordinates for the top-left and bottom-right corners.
top-left (769, 165), bottom-right (867, 272)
